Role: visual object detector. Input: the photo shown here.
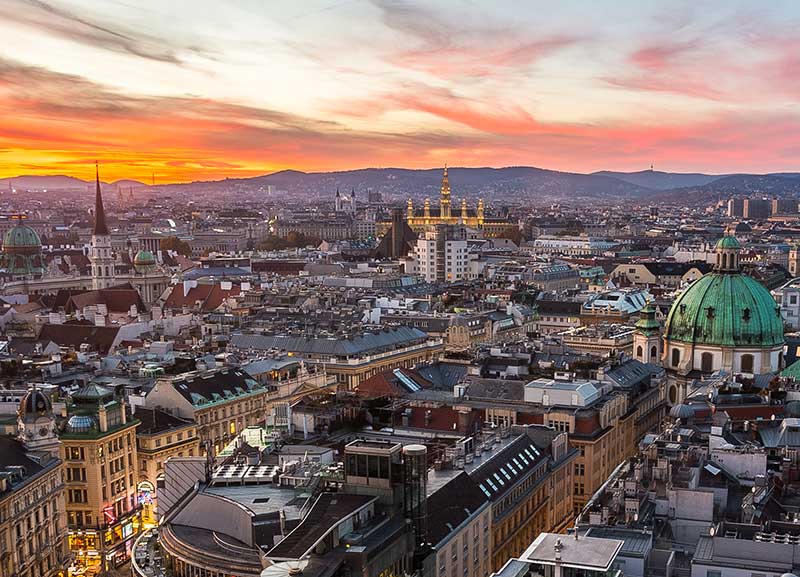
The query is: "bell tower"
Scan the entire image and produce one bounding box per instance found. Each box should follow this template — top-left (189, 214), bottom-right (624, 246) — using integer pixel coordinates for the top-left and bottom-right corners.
top-left (633, 303), bottom-right (662, 364)
top-left (91, 161), bottom-right (115, 290)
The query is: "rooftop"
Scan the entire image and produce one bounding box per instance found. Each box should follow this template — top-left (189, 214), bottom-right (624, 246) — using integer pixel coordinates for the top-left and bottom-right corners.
top-left (521, 533), bottom-right (623, 571)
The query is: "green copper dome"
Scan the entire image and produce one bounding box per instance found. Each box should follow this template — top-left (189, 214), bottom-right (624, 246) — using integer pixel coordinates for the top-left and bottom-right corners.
top-left (3, 222), bottom-right (42, 249)
top-left (1, 220), bottom-right (44, 276)
top-left (133, 249), bottom-right (156, 266)
top-left (664, 273), bottom-right (783, 347)
top-left (715, 236), bottom-right (741, 250)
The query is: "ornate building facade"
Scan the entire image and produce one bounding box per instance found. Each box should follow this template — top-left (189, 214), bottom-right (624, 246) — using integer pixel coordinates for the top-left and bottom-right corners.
top-left (377, 167), bottom-right (515, 238)
top-left (0, 388), bottom-right (68, 577)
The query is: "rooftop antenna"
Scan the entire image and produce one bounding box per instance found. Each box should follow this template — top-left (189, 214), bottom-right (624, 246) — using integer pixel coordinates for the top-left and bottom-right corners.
top-left (151, 171), bottom-right (155, 187)
top-left (650, 163), bottom-right (654, 171)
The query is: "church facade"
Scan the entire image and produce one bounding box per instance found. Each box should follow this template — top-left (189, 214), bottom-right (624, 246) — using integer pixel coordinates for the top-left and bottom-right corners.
top-left (378, 167), bottom-right (515, 238)
top-left (0, 165), bottom-right (172, 303)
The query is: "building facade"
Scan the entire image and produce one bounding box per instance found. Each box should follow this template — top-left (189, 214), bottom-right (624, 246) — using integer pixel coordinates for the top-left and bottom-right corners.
top-left (60, 384), bottom-right (142, 573)
top-left (0, 389), bottom-right (68, 577)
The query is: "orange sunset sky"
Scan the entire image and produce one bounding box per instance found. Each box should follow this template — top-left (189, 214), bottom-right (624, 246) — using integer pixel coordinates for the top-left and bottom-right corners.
top-left (1, 0), bottom-right (799, 183)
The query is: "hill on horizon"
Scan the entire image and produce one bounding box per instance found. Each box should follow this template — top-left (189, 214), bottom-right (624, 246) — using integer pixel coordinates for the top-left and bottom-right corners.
top-left (0, 175), bottom-right (147, 191)
top-left (3, 167), bottom-right (800, 201)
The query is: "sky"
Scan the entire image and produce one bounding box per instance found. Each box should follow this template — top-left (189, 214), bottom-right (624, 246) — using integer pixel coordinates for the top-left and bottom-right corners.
top-left (0, 0), bottom-right (799, 183)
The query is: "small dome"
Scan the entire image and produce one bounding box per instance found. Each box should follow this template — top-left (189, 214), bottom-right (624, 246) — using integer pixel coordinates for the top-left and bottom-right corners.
top-left (786, 401), bottom-right (800, 417)
top-left (715, 235), bottom-right (741, 250)
top-left (19, 387), bottom-right (51, 416)
top-left (780, 573), bottom-right (798, 577)
top-left (670, 404), bottom-right (695, 420)
top-left (133, 249), bottom-right (156, 266)
top-left (72, 383), bottom-right (114, 404)
top-left (66, 414), bottom-right (98, 434)
top-left (734, 222), bottom-right (752, 233)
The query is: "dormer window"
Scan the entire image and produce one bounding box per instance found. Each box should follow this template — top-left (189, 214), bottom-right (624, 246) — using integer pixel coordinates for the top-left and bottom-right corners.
top-left (706, 306), bottom-right (715, 319)
top-left (743, 307), bottom-right (751, 321)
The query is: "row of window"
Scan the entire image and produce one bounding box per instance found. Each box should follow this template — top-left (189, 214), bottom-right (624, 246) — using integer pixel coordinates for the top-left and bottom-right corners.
top-left (670, 348), bottom-right (755, 373)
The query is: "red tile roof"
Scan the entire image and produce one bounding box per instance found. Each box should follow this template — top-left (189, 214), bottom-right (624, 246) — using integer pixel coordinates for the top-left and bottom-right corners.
top-left (163, 283), bottom-right (241, 312)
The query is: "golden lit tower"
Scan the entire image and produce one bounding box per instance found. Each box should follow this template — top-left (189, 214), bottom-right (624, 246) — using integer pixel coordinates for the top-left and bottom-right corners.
top-left (461, 198), bottom-right (468, 221)
top-left (439, 164), bottom-right (451, 219)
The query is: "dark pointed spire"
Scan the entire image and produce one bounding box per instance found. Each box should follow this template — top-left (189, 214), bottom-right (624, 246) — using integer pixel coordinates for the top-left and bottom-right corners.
top-left (93, 161), bottom-right (109, 235)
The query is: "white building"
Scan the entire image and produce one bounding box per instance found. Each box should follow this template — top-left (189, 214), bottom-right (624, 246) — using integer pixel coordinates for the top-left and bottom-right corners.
top-left (406, 224), bottom-right (470, 283)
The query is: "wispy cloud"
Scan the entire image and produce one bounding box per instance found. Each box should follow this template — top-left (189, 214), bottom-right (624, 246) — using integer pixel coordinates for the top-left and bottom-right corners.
top-left (371, 0), bottom-right (578, 79)
top-left (0, 0), bottom-right (211, 64)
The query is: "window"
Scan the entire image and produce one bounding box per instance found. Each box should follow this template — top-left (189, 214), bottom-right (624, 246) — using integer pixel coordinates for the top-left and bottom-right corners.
top-left (650, 345), bottom-right (657, 360)
top-left (636, 345), bottom-right (643, 358)
top-left (671, 348), bottom-right (680, 367)
top-left (701, 352), bottom-right (713, 373)
top-left (705, 571), bottom-right (721, 577)
top-left (741, 354), bottom-right (754, 373)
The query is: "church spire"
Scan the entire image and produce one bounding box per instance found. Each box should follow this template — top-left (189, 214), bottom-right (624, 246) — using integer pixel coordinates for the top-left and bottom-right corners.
top-left (93, 161), bottom-right (109, 236)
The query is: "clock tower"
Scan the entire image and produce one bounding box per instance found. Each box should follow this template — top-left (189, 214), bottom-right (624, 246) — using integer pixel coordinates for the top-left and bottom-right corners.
top-left (18, 385), bottom-right (60, 457)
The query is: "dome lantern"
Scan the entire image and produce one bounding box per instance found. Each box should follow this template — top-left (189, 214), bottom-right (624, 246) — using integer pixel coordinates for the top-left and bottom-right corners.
top-left (714, 234), bottom-right (741, 273)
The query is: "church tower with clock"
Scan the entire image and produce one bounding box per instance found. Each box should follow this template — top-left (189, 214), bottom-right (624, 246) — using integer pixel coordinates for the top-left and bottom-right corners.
top-left (18, 386), bottom-right (60, 457)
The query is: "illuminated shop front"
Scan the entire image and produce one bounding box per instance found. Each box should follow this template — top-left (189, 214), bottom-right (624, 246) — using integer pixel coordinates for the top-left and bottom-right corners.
top-left (68, 507), bottom-right (144, 574)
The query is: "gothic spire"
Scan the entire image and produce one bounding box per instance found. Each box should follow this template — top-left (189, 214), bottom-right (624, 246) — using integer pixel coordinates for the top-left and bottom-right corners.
top-left (93, 161), bottom-right (109, 235)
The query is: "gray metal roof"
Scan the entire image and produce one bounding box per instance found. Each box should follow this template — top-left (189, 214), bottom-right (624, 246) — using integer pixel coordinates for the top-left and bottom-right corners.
top-left (230, 326), bottom-right (429, 357)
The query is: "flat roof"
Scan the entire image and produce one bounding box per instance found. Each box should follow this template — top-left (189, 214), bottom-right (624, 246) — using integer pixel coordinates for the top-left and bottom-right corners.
top-left (205, 484), bottom-right (304, 518)
top-left (521, 533), bottom-right (623, 570)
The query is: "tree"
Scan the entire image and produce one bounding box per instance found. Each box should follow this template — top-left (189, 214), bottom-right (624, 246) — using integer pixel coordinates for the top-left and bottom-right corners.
top-left (160, 236), bottom-right (192, 257)
top-left (499, 226), bottom-right (523, 245)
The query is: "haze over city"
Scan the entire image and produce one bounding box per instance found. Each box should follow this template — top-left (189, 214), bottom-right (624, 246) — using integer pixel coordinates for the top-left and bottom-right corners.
top-left (5, 4), bottom-right (800, 577)
top-left (2, 0), bottom-right (800, 182)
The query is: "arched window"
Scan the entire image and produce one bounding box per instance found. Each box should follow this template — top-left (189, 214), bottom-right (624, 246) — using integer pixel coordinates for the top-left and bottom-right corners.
top-left (722, 253), bottom-right (728, 269)
top-left (741, 354), bottom-right (754, 373)
top-left (671, 348), bottom-right (680, 367)
top-left (701, 352), bottom-right (713, 373)
top-left (650, 345), bottom-right (658, 361)
top-left (669, 385), bottom-right (677, 405)
top-left (636, 345), bottom-right (643, 359)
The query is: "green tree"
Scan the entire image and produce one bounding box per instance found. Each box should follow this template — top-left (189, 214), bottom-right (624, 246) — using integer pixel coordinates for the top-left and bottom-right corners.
top-left (160, 236), bottom-right (192, 256)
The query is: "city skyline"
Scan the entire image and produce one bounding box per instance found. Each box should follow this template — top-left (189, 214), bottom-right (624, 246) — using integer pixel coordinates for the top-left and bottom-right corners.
top-left (1, 0), bottom-right (800, 183)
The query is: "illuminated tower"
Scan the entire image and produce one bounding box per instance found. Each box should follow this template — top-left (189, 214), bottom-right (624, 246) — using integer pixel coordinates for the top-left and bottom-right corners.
top-left (407, 198), bottom-right (414, 222)
top-left (424, 198), bottom-right (431, 221)
top-left (461, 198), bottom-right (468, 221)
top-left (91, 162), bottom-right (115, 290)
top-left (477, 198), bottom-right (485, 223)
top-left (439, 165), bottom-right (451, 219)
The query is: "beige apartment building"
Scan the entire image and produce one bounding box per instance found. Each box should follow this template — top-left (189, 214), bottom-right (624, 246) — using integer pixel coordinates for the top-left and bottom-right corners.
top-left (132, 407), bottom-right (200, 523)
top-left (60, 384), bottom-right (141, 573)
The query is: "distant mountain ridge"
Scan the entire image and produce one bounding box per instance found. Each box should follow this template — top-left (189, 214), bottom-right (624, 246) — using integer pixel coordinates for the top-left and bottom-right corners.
top-left (591, 170), bottom-right (726, 191)
top-left (3, 168), bottom-right (800, 201)
top-left (0, 174), bottom-right (145, 191)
